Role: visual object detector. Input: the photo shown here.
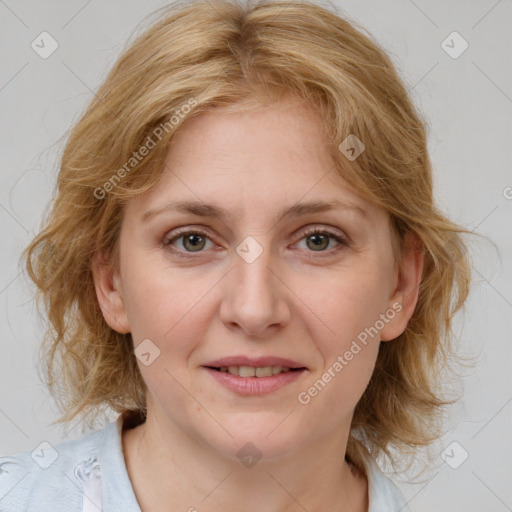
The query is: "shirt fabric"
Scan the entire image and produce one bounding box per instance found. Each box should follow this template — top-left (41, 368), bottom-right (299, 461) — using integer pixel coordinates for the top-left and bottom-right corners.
top-left (0, 416), bottom-right (410, 511)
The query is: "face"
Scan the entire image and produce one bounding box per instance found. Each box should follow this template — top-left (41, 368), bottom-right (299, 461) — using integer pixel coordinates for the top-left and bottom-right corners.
top-left (94, 97), bottom-right (420, 461)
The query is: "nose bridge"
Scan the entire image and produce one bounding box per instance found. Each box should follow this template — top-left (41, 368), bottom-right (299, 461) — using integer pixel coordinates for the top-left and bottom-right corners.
top-left (235, 239), bottom-right (273, 297)
top-left (221, 236), bottom-right (288, 335)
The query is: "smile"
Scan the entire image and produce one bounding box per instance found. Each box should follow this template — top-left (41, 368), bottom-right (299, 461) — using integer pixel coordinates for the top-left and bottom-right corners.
top-left (202, 366), bottom-right (307, 395)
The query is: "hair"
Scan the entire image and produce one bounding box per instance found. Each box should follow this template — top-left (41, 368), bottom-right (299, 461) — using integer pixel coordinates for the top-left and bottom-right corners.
top-left (23, 0), bottom-right (471, 473)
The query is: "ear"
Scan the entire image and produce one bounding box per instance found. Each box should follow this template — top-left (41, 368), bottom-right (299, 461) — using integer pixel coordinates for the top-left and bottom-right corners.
top-left (381, 231), bottom-right (424, 342)
top-left (91, 250), bottom-right (130, 334)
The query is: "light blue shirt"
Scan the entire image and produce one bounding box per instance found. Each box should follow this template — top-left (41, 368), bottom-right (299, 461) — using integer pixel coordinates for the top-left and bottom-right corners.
top-left (0, 415), bottom-right (410, 511)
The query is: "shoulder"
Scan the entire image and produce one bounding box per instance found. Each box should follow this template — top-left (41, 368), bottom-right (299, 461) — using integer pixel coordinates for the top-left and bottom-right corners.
top-left (0, 420), bottom-right (116, 512)
top-left (365, 456), bottom-right (410, 512)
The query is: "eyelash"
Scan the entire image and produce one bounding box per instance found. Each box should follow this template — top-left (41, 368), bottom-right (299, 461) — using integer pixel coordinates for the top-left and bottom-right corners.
top-left (162, 227), bottom-right (348, 259)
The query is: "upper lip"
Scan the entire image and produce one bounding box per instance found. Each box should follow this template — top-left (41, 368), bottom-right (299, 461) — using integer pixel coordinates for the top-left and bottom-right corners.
top-left (202, 355), bottom-right (307, 369)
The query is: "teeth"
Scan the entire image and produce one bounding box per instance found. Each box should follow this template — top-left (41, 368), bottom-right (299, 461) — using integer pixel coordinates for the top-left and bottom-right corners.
top-left (256, 366), bottom-right (273, 377)
top-left (221, 365), bottom-right (291, 377)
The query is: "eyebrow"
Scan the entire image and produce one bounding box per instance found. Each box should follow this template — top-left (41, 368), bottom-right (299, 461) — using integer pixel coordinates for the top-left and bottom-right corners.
top-left (141, 199), bottom-right (367, 225)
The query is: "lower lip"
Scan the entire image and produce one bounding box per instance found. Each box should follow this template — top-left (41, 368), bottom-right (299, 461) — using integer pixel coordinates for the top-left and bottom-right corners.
top-left (202, 367), bottom-right (306, 395)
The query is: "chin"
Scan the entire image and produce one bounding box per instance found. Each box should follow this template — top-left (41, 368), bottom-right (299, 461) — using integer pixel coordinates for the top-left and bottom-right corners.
top-left (197, 416), bottom-right (304, 463)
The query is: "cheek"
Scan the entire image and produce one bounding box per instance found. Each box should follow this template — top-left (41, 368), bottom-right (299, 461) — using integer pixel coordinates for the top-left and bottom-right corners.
top-left (120, 263), bottom-right (215, 414)
top-left (304, 344), bottom-right (378, 424)
top-left (121, 248), bottom-right (215, 341)
top-left (120, 257), bottom-right (224, 396)
top-left (295, 267), bottom-right (387, 410)
top-left (305, 264), bottom-right (390, 348)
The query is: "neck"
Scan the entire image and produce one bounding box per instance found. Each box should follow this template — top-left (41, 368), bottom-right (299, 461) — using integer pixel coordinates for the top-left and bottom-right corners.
top-left (121, 410), bottom-right (368, 512)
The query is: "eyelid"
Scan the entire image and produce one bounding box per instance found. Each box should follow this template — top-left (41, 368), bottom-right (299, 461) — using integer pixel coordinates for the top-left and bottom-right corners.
top-left (297, 225), bottom-right (348, 243)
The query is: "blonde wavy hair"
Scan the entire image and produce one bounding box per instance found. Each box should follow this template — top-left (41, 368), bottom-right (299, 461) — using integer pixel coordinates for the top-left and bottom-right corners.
top-left (23, 0), bottom-right (470, 472)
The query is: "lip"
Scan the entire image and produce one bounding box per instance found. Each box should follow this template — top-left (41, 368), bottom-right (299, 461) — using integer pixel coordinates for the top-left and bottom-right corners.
top-left (202, 366), bottom-right (307, 395)
top-left (202, 355), bottom-right (306, 369)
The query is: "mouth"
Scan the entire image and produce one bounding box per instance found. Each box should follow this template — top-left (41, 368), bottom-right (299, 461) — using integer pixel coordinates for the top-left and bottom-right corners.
top-left (201, 365), bottom-right (307, 395)
top-left (204, 365), bottom-right (306, 377)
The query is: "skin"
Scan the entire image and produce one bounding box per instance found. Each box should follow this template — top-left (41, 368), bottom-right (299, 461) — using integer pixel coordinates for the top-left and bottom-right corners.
top-left (93, 96), bottom-right (424, 512)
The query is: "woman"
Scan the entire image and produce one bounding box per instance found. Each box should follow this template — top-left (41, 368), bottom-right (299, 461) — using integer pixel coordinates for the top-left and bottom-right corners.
top-left (0, 0), bottom-right (470, 510)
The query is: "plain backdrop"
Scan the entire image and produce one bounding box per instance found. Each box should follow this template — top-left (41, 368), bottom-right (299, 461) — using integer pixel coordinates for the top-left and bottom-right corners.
top-left (1, 1), bottom-right (511, 510)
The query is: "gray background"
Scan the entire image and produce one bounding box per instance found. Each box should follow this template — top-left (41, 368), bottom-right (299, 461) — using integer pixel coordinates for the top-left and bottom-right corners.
top-left (1, 1), bottom-right (511, 510)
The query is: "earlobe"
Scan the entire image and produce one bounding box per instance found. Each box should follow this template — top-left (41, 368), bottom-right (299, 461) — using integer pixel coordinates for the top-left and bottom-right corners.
top-left (91, 251), bottom-right (130, 334)
top-left (381, 232), bottom-right (424, 342)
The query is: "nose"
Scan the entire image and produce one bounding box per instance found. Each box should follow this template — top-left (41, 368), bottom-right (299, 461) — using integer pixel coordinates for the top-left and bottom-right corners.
top-left (219, 242), bottom-right (291, 336)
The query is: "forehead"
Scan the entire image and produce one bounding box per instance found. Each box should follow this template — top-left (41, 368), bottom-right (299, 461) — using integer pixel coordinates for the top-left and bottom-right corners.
top-left (126, 98), bottom-right (377, 218)
top-left (169, 97), bottom-right (333, 175)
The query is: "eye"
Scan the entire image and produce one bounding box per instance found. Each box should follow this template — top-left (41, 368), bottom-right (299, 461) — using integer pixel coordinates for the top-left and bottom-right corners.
top-left (162, 226), bottom-right (348, 258)
top-left (296, 227), bottom-right (347, 253)
top-left (163, 229), bottom-right (214, 255)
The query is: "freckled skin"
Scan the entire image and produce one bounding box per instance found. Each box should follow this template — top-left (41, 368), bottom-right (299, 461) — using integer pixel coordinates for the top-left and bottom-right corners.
top-left (94, 97), bottom-right (423, 512)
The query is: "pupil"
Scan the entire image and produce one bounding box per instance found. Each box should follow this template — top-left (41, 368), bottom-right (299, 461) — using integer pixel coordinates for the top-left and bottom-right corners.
top-left (308, 233), bottom-right (328, 251)
top-left (185, 234), bottom-right (205, 251)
